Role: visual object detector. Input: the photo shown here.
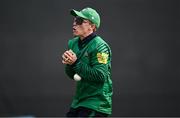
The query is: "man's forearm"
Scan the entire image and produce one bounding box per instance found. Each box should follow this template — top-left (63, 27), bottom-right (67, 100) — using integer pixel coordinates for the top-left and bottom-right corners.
top-left (72, 60), bottom-right (108, 82)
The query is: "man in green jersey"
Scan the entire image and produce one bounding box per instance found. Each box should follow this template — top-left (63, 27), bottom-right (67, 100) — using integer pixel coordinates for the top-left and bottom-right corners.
top-left (62, 7), bottom-right (112, 117)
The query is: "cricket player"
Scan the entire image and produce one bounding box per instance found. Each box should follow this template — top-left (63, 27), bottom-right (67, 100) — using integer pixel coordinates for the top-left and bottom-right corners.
top-left (62, 7), bottom-right (112, 117)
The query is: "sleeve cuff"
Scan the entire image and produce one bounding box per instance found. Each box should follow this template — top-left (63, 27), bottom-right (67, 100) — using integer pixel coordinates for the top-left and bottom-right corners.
top-left (71, 59), bottom-right (79, 67)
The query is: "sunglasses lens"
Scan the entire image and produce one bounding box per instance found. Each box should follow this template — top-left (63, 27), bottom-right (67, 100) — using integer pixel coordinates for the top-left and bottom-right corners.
top-left (75, 17), bottom-right (84, 25)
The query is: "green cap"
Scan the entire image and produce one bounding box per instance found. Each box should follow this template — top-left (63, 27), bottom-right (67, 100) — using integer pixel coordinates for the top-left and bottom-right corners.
top-left (70, 7), bottom-right (100, 28)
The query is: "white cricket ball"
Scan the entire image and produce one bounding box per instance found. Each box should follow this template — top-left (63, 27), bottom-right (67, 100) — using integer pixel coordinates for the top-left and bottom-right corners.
top-left (73, 74), bottom-right (81, 81)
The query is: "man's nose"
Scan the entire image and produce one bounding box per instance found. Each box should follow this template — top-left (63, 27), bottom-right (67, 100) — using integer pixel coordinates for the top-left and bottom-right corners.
top-left (73, 22), bottom-right (77, 26)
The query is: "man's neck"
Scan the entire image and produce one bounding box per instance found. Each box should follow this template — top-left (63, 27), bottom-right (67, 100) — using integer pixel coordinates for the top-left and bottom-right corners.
top-left (80, 31), bottom-right (93, 40)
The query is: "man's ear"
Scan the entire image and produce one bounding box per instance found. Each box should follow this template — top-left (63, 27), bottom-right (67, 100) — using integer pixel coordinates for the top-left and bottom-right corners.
top-left (91, 24), bottom-right (96, 32)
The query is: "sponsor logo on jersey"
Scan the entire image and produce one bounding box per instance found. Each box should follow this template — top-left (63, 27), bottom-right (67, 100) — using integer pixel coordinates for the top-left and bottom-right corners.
top-left (97, 53), bottom-right (109, 64)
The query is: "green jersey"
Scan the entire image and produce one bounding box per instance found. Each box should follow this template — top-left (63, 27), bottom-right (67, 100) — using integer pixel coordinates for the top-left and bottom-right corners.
top-left (65, 34), bottom-right (112, 115)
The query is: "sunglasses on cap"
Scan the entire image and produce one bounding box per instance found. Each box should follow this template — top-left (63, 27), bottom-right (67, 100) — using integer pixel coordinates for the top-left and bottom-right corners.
top-left (74, 17), bottom-right (88, 25)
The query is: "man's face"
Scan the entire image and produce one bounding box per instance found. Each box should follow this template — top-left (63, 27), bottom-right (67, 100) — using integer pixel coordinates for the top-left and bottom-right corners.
top-left (72, 17), bottom-right (94, 37)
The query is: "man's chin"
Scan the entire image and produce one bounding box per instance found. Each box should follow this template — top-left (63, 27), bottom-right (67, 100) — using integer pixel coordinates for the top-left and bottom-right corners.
top-left (73, 33), bottom-right (79, 37)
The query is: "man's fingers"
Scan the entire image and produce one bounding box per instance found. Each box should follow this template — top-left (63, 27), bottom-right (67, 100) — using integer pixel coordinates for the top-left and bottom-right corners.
top-left (65, 51), bottom-right (74, 57)
top-left (61, 50), bottom-right (77, 65)
top-left (62, 58), bottom-right (73, 65)
top-left (64, 52), bottom-right (73, 60)
top-left (62, 52), bottom-right (70, 60)
top-left (69, 49), bottom-right (75, 55)
top-left (62, 60), bottom-right (69, 64)
top-left (62, 60), bottom-right (67, 64)
top-left (62, 54), bottom-right (67, 60)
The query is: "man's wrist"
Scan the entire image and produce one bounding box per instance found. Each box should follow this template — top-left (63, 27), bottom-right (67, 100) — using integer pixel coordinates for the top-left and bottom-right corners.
top-left (71, 59), bottom-right (79, 67)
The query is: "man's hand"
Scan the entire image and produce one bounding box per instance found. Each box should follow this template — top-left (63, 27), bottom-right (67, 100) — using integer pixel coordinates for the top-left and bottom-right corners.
top-left (62, 49), bottom-right (77, 65)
